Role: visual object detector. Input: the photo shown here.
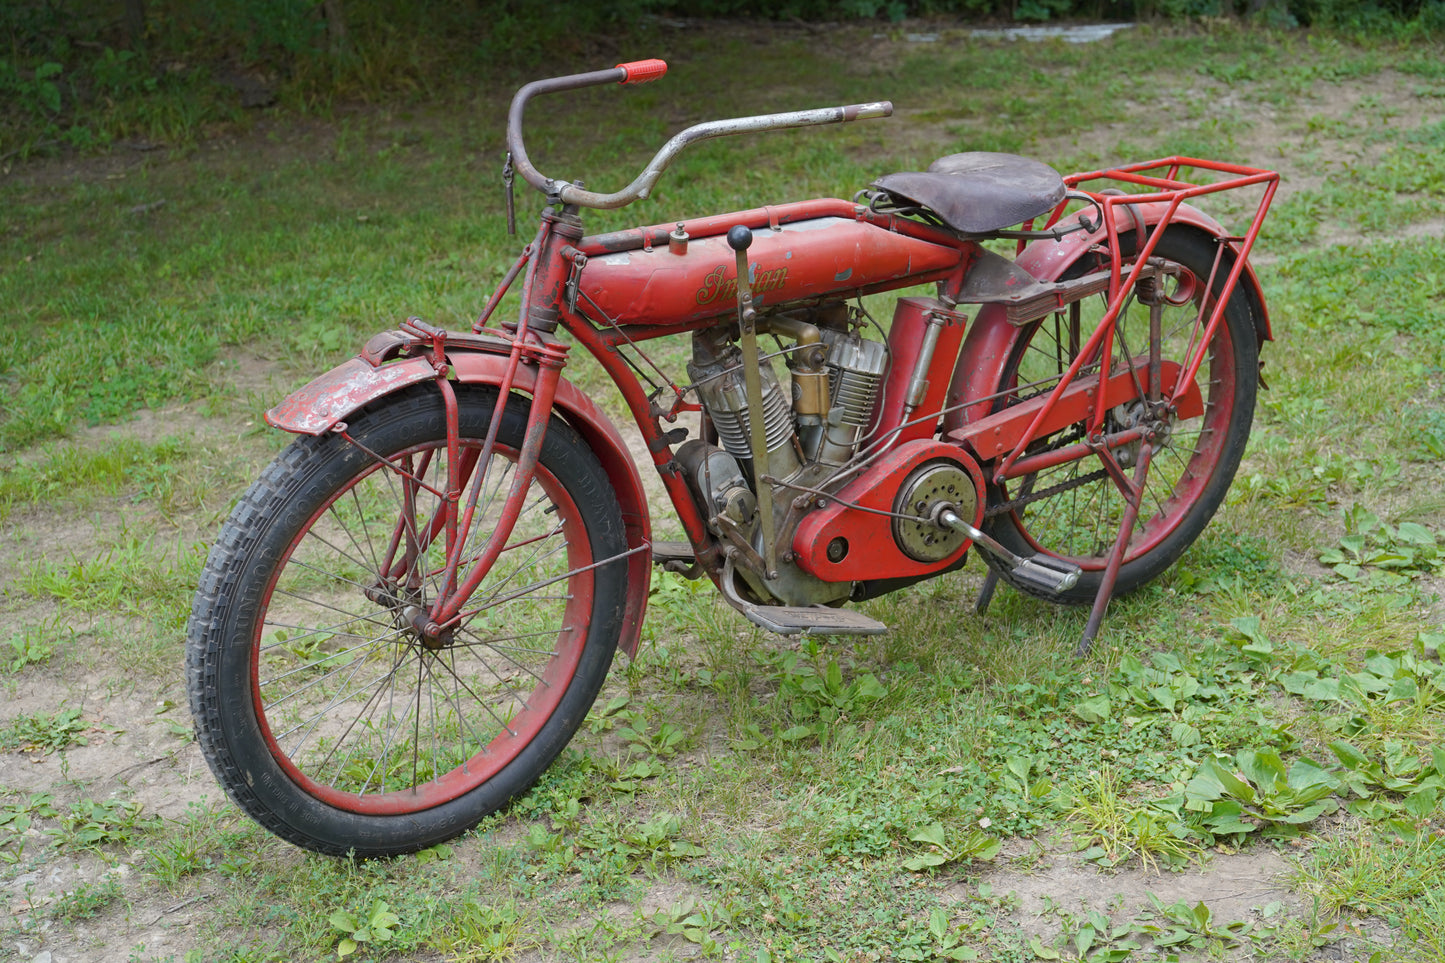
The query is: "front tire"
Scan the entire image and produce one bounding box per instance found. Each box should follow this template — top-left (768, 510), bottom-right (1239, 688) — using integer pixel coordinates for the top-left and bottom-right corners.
top-left (187, 386), bottom-right (627, 856)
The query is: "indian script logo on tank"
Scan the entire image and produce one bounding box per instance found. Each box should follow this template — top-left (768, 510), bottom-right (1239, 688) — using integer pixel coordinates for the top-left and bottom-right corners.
top-left (695, 264), bottom-right (789, 307)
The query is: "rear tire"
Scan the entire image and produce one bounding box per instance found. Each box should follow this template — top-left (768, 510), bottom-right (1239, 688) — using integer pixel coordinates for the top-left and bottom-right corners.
top-left (187, 386), bottom-right (627, 856)
top-left (979, 230), bottom-right (1258, 603)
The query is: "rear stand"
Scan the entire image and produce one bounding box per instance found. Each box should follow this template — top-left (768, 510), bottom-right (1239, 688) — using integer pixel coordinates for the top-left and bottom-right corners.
top-left (973, 440), bottom-right (1155, 658)
top-left (1074, 439), bottom-right (1154, 656)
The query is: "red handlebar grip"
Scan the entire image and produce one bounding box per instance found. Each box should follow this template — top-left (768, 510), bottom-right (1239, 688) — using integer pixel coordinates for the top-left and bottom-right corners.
top-left (616, 59), bottom-right (668, 85)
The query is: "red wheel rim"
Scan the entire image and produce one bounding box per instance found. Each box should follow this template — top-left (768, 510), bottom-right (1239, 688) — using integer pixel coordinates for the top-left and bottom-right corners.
top-left (1001, 264), bottom-right (1239, 569)
top-left (249, 442), bottom-right (595, 816)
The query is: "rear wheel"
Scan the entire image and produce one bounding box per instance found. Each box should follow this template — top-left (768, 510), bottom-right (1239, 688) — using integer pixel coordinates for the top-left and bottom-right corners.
top-left (187, 387), bottom-right (627, 856)
top-left (979, 230), bottom-right (1258, 603)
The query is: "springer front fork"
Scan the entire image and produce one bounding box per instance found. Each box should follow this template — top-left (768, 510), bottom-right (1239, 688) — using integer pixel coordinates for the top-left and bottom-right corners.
top-left (351, 213), bottom-right (582, 645)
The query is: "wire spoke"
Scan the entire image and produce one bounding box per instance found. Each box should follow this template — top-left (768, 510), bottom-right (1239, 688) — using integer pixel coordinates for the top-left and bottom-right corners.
top-left (321, 640), bottom-right (413, 791)
top-left (260, 610), bottom-right (393, 652)
top-left (418, 650), bottom-right (495, 775)
top-left (270, 587), bottom-right (395, 634)
top-left (447, 626), bottom-right (572, 657)
top-left (356, 644), bottom-right (416, 796)
top-left (261, 638), bottom-right (405, 710)
top-left (470, 532), bottom-right (569, 608)
top-left (273, 645), bottom-right (400, 753)
top-left (260, 627), bottom-right (409, 691)
top-left (454, 626), bottom-right (551, 685)
top-left (427, 649), bottom-right (522, 738)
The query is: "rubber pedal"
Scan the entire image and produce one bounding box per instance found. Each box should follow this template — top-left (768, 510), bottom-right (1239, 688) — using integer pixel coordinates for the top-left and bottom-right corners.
top-left (1012, 554), bottom-right (1082, 593)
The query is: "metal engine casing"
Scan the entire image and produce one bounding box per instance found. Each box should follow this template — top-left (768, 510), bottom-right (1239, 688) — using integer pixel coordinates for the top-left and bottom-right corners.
top-left (801, 328), bottom-right (888, 466)
top-left (891, 461), bottom-right (976, 562)
top-left (792, 441), bottom-right (986, 583)
top-left (688, 343), bottom-right (801, 484)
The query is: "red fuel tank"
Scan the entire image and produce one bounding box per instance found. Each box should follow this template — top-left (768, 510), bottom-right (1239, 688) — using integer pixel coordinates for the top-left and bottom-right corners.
top-left (575, 200), bottom-right (967, 329)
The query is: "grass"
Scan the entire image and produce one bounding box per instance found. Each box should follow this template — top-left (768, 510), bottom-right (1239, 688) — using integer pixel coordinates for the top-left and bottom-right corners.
top-left (1296, 826), bottom-right (1445, 958)
top-left (0, 433), bottom-right (259, 525)
top-left (2, 17), bottom-right (1445, 963)
top-left (15, 529), bottom-right (205, 623)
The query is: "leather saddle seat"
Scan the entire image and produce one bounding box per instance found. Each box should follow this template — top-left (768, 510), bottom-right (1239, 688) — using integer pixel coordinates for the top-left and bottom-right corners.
top-left (871, 151), bottom-right (1066, 235)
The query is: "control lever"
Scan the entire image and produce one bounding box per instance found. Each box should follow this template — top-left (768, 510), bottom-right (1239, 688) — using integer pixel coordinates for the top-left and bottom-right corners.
top-left (729, 225), bottom-right (778, 579)
top-left (935, 507), bottom-right (1081, 594)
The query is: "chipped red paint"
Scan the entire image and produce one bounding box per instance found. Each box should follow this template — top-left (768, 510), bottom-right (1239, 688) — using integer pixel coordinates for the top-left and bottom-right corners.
top-left (576, 208), bottom-right (967, 327)
top-left (947, 360), bottom-right (1200, 464)
top-left (265, 356), bottom-right (437, 434)
top-left (941, 200), bottom-right (1270, 443)
top-left (196, 64), bottom-right (1287, 854)
top-left (254, 452), bottom-right (597, 815)
top-left (870, 296), bottom-right (972, 445)
top-left (263, 158), bottom-right (1274, 666)
top-left (792, 439), bottom-right (984, 582)
top-left (265, 344), bottom-right (653, 658)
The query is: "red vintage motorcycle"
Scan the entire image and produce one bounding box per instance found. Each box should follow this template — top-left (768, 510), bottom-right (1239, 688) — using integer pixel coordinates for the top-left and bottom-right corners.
top-left (187, 59), bottom-right (1278, 856)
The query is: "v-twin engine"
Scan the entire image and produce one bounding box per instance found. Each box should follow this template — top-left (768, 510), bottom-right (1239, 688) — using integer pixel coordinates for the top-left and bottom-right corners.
top-left (682, 304), bottom-right (887, 605)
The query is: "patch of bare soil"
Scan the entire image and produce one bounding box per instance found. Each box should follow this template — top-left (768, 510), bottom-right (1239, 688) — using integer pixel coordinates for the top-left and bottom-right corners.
top-left (0, 383), bottom-right (284, 960)
top-left (2, 701), bottom-right (220, 963)
top-left (979, 846), bottom-right (1297, 924)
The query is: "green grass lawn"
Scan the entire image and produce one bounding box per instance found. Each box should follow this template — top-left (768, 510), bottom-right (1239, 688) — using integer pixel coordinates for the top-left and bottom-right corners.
top-left (2, 18), bottom-right (1444, 963)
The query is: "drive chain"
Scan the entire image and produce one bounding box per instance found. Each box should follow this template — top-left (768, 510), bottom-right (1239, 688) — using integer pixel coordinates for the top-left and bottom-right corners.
top-left (983, 466), bottom-right (1112, 518)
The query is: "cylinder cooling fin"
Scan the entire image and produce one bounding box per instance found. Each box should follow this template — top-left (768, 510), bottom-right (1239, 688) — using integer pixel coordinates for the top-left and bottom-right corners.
top-left (808, 327), bottom-right (888, 466)
top-left (707, 369), bottom-right (795, 463)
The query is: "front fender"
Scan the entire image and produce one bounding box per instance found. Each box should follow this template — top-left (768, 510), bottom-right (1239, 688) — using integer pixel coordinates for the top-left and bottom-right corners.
top-left (265, 343), bottom-right (653, 659)
top-left (943, 203), bottom-right (1270, 437)
top-left (266, 355), bottom-right (438, 435)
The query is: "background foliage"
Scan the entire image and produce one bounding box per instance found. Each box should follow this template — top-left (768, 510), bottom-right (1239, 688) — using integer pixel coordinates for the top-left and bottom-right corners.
top-left (3, 0), bottom-right (1445, 158)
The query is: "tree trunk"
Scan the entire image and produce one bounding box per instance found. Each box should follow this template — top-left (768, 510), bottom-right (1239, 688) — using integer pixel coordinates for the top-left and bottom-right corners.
top-left (123, 0), bottom-right (147, 49)
top-left (322, 0), bottom-right (353, 57)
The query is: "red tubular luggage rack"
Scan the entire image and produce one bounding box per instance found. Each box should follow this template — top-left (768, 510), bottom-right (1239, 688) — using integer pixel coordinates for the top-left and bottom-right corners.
top-left (1048, 155), bottom-right (1279, 316)
top-left (1012, 157), bottom-right (1280, 654)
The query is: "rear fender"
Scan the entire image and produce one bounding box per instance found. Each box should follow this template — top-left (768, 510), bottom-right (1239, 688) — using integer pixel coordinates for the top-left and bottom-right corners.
top-left (266, 339), bottom-right (653, 658)
top-left (943, 203), bottom-right (1269, 437)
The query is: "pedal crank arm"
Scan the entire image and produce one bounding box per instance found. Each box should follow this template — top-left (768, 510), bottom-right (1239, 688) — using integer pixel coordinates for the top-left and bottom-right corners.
top-left (937, 508), bottom-right (1082, 595)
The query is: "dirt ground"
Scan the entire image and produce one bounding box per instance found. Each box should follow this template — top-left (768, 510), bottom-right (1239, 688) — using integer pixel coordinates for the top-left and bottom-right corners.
top-left (2, 22), bottom-right (1440, 963)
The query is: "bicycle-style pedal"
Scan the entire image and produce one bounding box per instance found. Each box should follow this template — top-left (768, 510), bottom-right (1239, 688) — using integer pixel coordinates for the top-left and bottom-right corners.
top-left (936, 506), bottom-right (1080, 596)
top-left (1010, 554), bottom-right (1082, 594)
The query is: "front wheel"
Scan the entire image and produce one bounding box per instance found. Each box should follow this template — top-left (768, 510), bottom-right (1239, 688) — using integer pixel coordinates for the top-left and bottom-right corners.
top-left (187, 386), bottom-right (628, 856)
top-left (979, 229), bottom-right (1259, 603)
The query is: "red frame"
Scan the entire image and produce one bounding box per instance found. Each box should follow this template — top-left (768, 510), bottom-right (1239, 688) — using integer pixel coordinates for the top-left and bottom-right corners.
top-left (268, 156), bottom-right (1278, 640)
top-left (998, 157), bottom-right (1278, 484)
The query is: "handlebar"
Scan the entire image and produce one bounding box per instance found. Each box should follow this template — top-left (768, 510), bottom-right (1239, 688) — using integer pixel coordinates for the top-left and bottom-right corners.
top-left (505, 59), bottom-right (893, 211)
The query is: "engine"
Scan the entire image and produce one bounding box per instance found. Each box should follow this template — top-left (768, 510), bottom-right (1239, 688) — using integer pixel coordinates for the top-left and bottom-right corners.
top-left (680, 303), bottom-right (890, 605)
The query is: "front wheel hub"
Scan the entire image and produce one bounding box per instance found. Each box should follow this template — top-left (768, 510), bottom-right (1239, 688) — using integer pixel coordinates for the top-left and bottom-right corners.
top-left (402, 605), bottom-right (453, 651)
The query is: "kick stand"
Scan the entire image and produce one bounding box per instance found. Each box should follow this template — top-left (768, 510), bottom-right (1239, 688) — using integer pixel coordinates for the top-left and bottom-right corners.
top-left (1076, 440), bottom-right (1155, 657)
top-left (975, 568), bottom-right (1001, 615)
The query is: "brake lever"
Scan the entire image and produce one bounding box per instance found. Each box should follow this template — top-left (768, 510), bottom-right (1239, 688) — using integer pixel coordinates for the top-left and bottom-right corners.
top-left (502, 152), bottom-right (516, 235)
